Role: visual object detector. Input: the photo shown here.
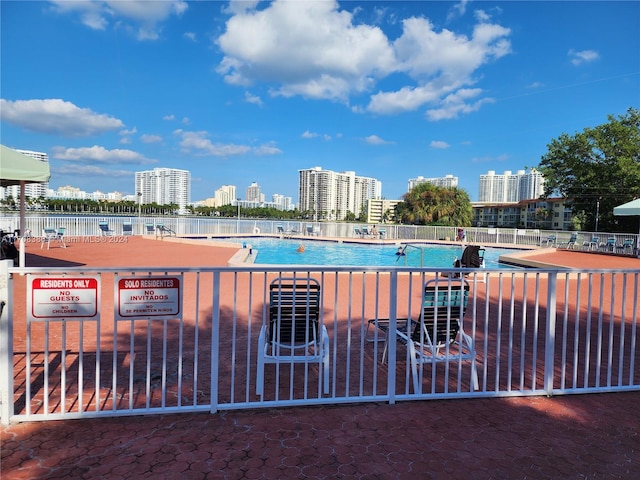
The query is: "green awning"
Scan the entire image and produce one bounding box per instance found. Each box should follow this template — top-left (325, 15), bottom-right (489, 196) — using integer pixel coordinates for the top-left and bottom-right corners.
top-left (0, 144), bottom-right (51, 187)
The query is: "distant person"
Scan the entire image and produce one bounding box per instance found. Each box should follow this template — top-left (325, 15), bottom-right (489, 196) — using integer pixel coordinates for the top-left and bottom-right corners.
top-left (371, 225), bottom-right (378, 237)
top-left (297, 244), bottom-right (305, 253)
top-left (457, 228), bottom-right (466, 242)
top-left (396, 246), bottom-right (405, 256)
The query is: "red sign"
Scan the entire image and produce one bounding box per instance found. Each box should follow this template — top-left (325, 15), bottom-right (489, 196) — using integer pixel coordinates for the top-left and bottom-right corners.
top-left (116, 276), bottom-right (181, 319)
top-left (29, 276), bottom-right (100, 319)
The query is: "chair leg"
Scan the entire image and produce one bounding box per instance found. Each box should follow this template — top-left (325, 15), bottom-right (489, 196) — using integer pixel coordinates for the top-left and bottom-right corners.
top-left (322, 327), bottom-right (330, 394)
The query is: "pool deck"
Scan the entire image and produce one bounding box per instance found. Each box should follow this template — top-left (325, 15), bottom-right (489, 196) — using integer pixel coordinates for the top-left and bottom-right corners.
top-left (2, 236), bottom-right (639, 479)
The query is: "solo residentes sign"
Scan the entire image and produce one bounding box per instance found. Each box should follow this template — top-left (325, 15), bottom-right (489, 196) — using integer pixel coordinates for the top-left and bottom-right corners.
top-left (116, 276), bottom-right (182, 319)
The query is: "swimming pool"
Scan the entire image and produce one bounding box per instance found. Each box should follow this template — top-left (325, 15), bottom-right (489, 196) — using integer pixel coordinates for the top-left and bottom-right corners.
top-left (212, 237), bottom-right (520, 268)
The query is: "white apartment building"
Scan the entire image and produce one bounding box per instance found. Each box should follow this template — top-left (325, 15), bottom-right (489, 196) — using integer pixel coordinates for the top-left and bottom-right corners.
top-left (298, 167), bottom-right (382, 221)
top-left (2, 149), bottom-right (49, 200)
top-left (213, 185), bottom-right (237, 207)
top-left (478, 169), bottom-right (545, 203)
top-left (246, 182), bottom-right (265, 203)
top-left (135, 167), bottom-right (190, 214)
top-left (272, 194), bottom-right (294, 211)
top-left (407, 174), bottom-right (458, 191)
top-left (367, 199), bottom-right (402, 224)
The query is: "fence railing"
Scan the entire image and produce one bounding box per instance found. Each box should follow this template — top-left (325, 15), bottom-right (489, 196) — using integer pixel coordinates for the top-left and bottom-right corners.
top-left (1, 214), bottom-right (638, 250)
top-left (1, 261), bottom-right (638, 424)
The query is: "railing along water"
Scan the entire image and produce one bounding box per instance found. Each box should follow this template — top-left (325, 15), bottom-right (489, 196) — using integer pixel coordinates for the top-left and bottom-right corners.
top-left (1, 262), bottom-right (638, 424)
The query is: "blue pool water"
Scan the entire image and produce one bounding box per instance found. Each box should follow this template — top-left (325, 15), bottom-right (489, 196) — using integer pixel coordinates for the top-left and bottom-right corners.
top-left (213, 237), bottom-right (519, 268)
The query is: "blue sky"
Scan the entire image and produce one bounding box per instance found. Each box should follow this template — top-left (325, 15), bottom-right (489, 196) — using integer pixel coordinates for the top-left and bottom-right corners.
top-left (1, 1), bottom-right (638, 203)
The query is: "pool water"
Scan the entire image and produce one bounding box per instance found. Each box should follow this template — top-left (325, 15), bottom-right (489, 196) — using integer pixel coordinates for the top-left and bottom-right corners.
top-left (213, 237), bottom-right (519, 268)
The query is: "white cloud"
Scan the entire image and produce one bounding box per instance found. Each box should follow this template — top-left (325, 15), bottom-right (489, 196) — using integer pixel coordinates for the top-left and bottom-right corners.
top-left (365, 135), bottom-right (391, 145)
top-left (54, 164), bottom-right (133, 178)
top-left (0, 98), bottom-right (124, 136)
top-left (244, 92), bottom-right (263, 106)
top-left (175, 130), bottom-right (281, 157)
top-left (569, 49), bottom-right (600, 66)
top-left (163, 114), bottom-right (176, 121)
top-left (430, 140), bottom-right (450, 149)
top-left (215, 0), bottom-right (511, 120)
top-left (301, 130), bottom-right (319, 139)
top-left (446, 0), bottom-right (470, 22)
top-left (216, 0), bottom-right (395, 102)
top-left (49, 0), bottom-right (188, 40)
top-left (426, 88), bottom-right (495, 121)
top-left (140, 134), bottom-right (163, 144)
top-left (51, 145), bottom-right (155, 164)
top-left (184, 32), bottom-right (197, 42)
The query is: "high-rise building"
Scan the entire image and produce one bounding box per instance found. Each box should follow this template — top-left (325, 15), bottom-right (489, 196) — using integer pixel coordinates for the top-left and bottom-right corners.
top-left (298, 167), bottom-right (381, 221)
top-left (272, 194), bottom-right (294, 211)
top-left (407, 174), bottom-right (458, 191)
top-left (214, 185), bottom-right (237, 207)
top-left (135, 167), bottom-right (191, 214)
top-left (478, 169), bottom-right (544, 203)
top-left (246, 182), bottom-right (265, 204)
top-left (3, 149), bottom-right (49, 199)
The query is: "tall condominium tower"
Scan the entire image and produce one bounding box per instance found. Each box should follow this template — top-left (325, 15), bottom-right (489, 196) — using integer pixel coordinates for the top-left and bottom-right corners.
top-left (246, 182), bottom-right (264, 203)
top-left (214, 185), bottom-right (237, 206)
top-left (478, 169), bottom-right (545, 202)
top-left (407, 174), bottom-right (458, 191)
top-left (298, 167), bottom-right (382, 221)
top-left (135, 167), bottom-right (191, 213)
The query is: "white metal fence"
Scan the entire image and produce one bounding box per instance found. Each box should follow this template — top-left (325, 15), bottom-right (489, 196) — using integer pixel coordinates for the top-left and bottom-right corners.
top-left (1, 214), bottom-right (638, 250)
top-left (1, 262), bottom-right (638, 424)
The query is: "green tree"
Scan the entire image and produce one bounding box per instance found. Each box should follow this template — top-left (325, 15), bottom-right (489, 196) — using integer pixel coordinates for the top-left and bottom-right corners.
top-left (396, 183), bottom-right (473, 226)
top-left (538, 108), bottom-right (640, 232)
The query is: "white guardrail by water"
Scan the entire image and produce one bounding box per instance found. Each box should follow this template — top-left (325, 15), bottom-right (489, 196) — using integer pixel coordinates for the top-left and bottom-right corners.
top-left (0, 214), bottom-right (638, 250)
top-left (1, 262), bottom-right (638, 423)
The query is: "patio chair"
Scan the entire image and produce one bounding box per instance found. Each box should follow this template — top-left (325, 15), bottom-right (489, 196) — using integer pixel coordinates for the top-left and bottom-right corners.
top-left (354, 227), bottom-right (363, 237)
top-left (155, 224), bottom-right (175, 238)
top-left (122, 222), bottom-right (133, 236)
top-left (618, 238), bottom-right (635, 255)
top-left (256, 277), bottom-right (329, 397)
top-left (583, 236), bottom-right (599, 251)
top-left (362, 226), bottom-right (370, 237)
top-left (540, 234), bottom-right (556, 246)
top-left (600, 237), bottom-right (616, 252)
top-left (454, 245), bottom-right (485, 269)
top-left (145, 223), bottom-right (155, 235)
top-left (98, 221), bottom-right (114, 236)
top-left (557, 233), bottom-right (578, 249)
top-left (277, 224), bottom-right (285, 235)
top-left (306, 225), bottom-right (314, 236)
top-left (370, 278), bottom-right (478, 392)
top-left (41, 227), bottom-right (66, 249)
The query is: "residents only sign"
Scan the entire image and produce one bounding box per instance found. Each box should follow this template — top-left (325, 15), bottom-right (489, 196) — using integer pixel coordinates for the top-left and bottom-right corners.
top-left (29, 276), bottom-right (100, 320)
top-left (116, 276), bottom-right (182, 319)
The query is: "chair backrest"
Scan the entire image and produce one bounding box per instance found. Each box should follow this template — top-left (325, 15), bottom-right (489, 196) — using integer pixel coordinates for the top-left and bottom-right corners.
top-left (306, 225), bottom-right (313, 234)
top-left (277, 225), bottom-right (284, 233)
top-left (460, 245), bottom-right (483, 268)
top-left (123, 223), bottom-right (132, 232)
top-left (98, 222), bottom-right (109, 232)
top-left (145, 224), bottom-right (154, 232)
top-left (412, 279), bottom-right (469, 345)
top-left (43, 228), bottom-right (56, 236)
top-left (57, 227), bottom-right (65, 236)
top-left (269, 278), bottom-right (320, 345)
top-left (607, 237), bottom-right (616, 245)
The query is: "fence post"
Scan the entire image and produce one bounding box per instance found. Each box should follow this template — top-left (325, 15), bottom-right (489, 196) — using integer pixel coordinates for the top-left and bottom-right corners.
top-left (210, 271), bottom-right (220, 413)
top-left (544, 271), bottom-right (558, 395)
top-left (386, 271), bottom-right (398, 404)
top-left (0, 260), bottom-right (14, 424)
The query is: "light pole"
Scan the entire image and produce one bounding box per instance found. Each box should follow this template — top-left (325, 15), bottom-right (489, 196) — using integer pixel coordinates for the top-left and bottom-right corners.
top-left (237, 198), bottom-right (241, 234)
top-left (137, 192), bottom-right (142, 234)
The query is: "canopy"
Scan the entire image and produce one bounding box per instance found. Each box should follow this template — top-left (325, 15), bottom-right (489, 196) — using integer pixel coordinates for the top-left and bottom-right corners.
top-left (0, 144), bottom-right (51, 187)
top-left (613, 198), bottom-right (640, 216)
top-left (1, 145), bottom-right (51, 268)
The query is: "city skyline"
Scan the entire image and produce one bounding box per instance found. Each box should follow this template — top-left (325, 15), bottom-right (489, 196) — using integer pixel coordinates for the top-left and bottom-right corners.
top-left (1, 1), bottom-right (638, 202)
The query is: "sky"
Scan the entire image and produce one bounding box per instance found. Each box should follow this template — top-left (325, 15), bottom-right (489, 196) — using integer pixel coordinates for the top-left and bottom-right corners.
top-left (1, 1), bottom-right (639, 204)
